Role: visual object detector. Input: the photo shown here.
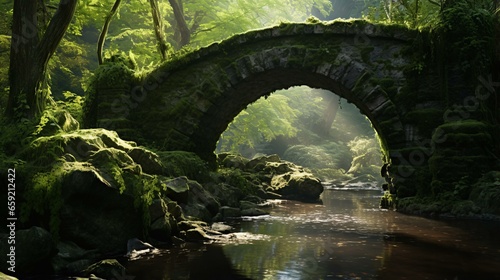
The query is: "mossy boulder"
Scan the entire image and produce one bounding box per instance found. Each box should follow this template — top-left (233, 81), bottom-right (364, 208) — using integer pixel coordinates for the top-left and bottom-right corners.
top-left (163, 176), bottom-right (190, 203)
top-left (157, 151), bottom-right (211, 182)
top-left (21, 129), bottom-right (195, 255)
top-left (127, 147), bottom-right (164, 175)
top-left (216, 153), bottom-right (324, 202)
top-left (219, 153), bottom-right (249, 169)
top-left (59, 166), bottom-right (144, 254)
top-left (246, 154), bottom-right (281, 170)
top-left (204, 183), bottom-right (243, 208)
top-left (269, 172), bottom-right (324, 202)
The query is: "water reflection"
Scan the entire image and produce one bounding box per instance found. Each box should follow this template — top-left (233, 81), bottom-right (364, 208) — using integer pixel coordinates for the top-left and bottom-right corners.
top-left (126, 189), bottom-right (500, 279)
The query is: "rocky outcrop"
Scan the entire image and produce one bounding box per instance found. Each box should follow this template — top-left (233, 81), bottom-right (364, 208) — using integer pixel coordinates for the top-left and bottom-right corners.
top-left (18, 128), bottom-right (218, 275)
top-left (16, 129), bottom-right (320, 277)
top-left (218, 153), bottom-right (324, 202)
top-left (59, 167), bottom-right (144, 255)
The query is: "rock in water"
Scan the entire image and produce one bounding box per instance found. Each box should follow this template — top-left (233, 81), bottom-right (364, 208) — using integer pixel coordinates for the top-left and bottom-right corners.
top-left (126, 238), bottom-right (155, 253)
top-left (211, 223), bottom-right (233, 234)
top-left (270, 172), bottom-right (324, 201)
top-left (185, 228), bottom-right (211, 242)
top-left (126, 238), bottom-right (158, 259)
top-left (82, 259), bottom-right (126, 279)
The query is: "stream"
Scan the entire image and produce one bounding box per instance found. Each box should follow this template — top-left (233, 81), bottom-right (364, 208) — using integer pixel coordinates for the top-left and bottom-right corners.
top-left (126, 185), bottom-right (500, 280)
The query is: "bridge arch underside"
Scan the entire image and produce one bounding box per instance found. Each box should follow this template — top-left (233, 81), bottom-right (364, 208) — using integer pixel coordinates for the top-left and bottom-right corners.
top-left (194, 69), bottom-right (405, 163)
top-left (130, 33), bottom-right (411, 169)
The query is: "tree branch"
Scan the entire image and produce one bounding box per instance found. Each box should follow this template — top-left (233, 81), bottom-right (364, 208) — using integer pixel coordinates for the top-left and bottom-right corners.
top-left (37, 0), bottom-right (78, 69)
top-left (97, 0), bottom-right (122, 65)
top-left (149, 0), bottom-right (169, 60)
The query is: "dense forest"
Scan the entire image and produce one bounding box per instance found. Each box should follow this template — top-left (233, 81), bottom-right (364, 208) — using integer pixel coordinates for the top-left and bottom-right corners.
top-left (0, 0), bottom-right (499, 278)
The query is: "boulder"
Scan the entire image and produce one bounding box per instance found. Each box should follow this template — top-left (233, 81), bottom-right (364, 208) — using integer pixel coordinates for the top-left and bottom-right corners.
top-left (220, 154), bottom-right (249, 169)
top-left (185, 228), bottom-right (211, 242)
top-left (265, 162), bottom-right (293, 174)
top-left (0, 227), bottom-right (56, 275)
top-left (149, 198), bottom-right (169, 222)
top-left (166, 201), bottom-right (184, 221)
top-left (59, 167), bottom-right (144, 254)
top-left (127, 147), bottom-right (164, 175)
top-left (163, 176), bottom-right (190, 203)
top-left (180, 181), bottom-right (220, 222)
top-left (246, 154), bottom-right (280, 170)
top-left (176, 220), bottom-right (206, 233)
top-left (219, 206), bottom-right (241, 219)
top-left (269, 171), bottom-right (323, 201)
top-left (149, 214), bottom-right (177, 241)
top-left (82, 259), bottom-right (127, 279)
top-left (126, 238), bottom-right (156, 253)
top-left (51, 241), bottom-right (99, 275)
top-left (204, 183), bottom-right (243, 208)
top-left (211, 223), bottom-right (233, 234)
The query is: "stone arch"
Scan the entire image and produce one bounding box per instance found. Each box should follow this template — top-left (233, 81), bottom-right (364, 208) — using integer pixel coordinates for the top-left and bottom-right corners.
top-left (92, 21), bottom-right (415, 171)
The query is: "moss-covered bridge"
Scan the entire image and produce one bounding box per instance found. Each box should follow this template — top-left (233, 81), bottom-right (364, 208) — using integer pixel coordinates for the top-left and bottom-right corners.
top-left (85, 20), bottom-right (497, 198)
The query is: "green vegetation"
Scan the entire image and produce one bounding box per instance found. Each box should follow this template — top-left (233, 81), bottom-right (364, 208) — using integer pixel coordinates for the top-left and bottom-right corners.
top-left (217, 86), bottom-right (384, 183)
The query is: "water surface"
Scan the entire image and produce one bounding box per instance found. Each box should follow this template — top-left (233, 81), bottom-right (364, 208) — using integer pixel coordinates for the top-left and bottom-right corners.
top-left (126, 188), bottom-right (500, 279)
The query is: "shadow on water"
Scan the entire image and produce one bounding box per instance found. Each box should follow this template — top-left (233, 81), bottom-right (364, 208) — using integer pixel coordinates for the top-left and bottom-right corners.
top-left (125, 243), bottom-right (251, 280)
top-left (125, 189), bottom-right (500, 280)
top-left (378, 231), bottom-right (500, 280)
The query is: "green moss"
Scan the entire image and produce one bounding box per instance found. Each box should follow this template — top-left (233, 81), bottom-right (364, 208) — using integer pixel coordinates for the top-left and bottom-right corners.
top-left (380, 191), bottom-right (396, 209)
top-left (216, 167), bottom-right (259, 196)
top-left (156, 150), bottom-right (210, 183)
top-left (21, 163), bottom-right (65, 240)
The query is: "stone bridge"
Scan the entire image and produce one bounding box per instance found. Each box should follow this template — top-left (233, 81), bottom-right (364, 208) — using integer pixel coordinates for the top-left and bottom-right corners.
top-left (86, 20), bottom-right (464, 196)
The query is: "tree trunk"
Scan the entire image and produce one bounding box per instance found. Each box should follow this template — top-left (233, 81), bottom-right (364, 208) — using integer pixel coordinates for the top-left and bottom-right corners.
top-left (6, 0), bottom-right (78, 119)
top-left (149, 0), bottom-right (169, 60)
top-left (97, 0), bottom-right (122, 65)
top-left (168, 0), bottom-right (191, 48)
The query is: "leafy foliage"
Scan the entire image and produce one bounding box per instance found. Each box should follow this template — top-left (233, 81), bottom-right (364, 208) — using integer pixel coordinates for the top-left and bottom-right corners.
top-left (218, 93), bottom-right (300, 152)
top-left (362, 0), bottom-right (441, 28)
top-left (218, 86), bottom-right (383, 182)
